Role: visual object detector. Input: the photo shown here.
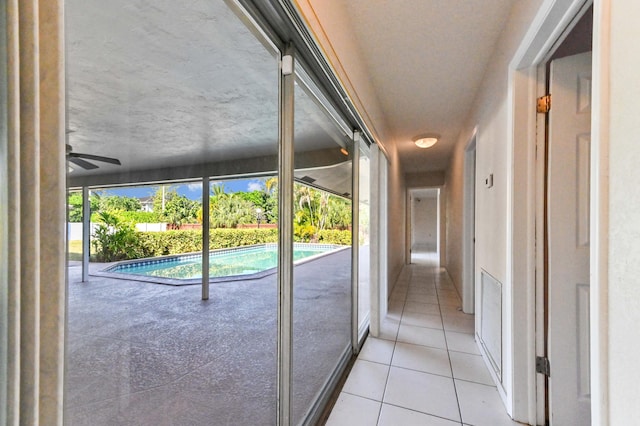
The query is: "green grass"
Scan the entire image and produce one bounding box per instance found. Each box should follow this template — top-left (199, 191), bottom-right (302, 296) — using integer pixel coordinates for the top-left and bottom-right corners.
top-left (68, 240), bottom-right (84, 261)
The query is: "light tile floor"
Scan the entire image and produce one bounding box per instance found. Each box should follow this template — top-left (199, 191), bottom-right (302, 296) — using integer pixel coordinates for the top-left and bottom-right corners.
top-left (326, 252), bottom-right (522, 426)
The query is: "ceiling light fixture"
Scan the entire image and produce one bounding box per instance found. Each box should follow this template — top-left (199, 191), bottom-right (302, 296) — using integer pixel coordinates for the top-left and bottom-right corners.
top-left (413, 135), bottom-right (439, 149)
top-left (340, 147), bottom-right (349, 156)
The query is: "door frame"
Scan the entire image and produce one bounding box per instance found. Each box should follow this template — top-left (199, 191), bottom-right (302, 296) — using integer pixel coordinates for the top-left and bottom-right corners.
top-left (369, 143), bottom-right (389, 337)
top-left (406, 187), bottom-right (441, 263)
top-left (462, 130), bottom-right (477, 314)
top-left (405, 189), bottom-right (412, 264)
top-left (507, 0), bottom-right (597, 423)
top-left (537, 18), bottom-right (594, 426)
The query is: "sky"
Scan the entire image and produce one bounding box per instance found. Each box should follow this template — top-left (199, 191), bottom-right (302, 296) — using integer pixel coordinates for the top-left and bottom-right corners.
top-left (94, 178), bottom-right (267, 200)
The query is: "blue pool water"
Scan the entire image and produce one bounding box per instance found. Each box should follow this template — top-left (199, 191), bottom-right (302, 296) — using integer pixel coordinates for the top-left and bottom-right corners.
top-left (105, 243), bottom-right (341, 280)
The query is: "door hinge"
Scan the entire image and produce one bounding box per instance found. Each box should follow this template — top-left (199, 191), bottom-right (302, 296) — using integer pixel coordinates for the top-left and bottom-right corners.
top-left (536, 356), bottom-right (551, 376)
top-left (537, 94), bottom-right (551, 113)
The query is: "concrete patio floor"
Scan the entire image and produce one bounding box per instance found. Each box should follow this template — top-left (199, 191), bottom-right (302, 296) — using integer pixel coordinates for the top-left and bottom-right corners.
top-left (64, 248), bottom-right (352, 425)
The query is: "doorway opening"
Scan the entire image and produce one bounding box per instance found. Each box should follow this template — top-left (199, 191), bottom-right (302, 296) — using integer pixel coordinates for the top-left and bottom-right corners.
top-left (408, 188), bottom-right (440, 264)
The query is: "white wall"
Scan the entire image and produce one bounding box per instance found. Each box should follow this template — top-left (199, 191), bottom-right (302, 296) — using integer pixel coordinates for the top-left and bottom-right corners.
top-left (599, 0), bottom-right (640, 422)
top-left (295, 0), bottom-right (407, 292)
top-left (445, 0), bottom-right (546, 420)
top-left (405, 171), bottom-right (445, 187)
top-left (411, 195), bottom-right (437, 251)
top-left (385, 146), bottom-right (405, 294)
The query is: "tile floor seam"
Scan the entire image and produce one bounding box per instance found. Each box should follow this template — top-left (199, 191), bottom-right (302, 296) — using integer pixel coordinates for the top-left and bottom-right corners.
top-left (340, 390), bottom-right (386, 404)
top-left (378, 287), bottom-right (405, 423)
top-left (394, 340), bottom-right (447, 351)
top-left (380, 401), bottom-right (464, 425)
top-left (377, 341), bottom-right (396, 425)
top-left (448, 348), bottom-right (480, 356)
top-left (356, 357), bottom-right (397, 368)
top-left (398, 323), bottom-right (445, 332)
top-left (453, 376), bottom-right (500, 387)
top-left (438, 277), bottom-right (466, 426)
top-left (375, 400), bottom-right (383, 426)
top-left (389, 364), bottom-right (454, 380)
top-left (375, 336), bottom-right (399, 343)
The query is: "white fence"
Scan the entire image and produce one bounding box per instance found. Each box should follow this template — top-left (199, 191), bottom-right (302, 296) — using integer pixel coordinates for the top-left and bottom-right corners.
top-left (135, 223), bottom-right (166, 232)
top-left (67, 222), bottom-right (166, 241)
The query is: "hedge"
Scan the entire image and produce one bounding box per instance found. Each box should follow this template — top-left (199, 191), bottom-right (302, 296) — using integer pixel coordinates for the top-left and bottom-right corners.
top-left (317, 229), bottom-right (352, 245)
top-left (136, 229), bottom-right (278, 257)
top-left (89, 210), bottom-right (161, 224)
top-left (135, 228), bottom-right (351, 257)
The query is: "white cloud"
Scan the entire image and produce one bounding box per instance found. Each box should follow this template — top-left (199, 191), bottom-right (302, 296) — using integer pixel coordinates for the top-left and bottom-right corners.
top-left (247, 181), bottom-right (263, 192)
top-left (186, 182), bottom-right (202, 191)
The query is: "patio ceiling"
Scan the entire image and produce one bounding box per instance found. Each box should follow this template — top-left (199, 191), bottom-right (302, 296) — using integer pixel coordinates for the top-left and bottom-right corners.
top-left (66, 0), bottom-right (352, 196)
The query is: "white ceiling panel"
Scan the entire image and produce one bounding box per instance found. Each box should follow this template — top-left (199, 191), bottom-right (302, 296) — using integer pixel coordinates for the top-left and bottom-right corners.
top-left (331, 0), bottom-right (516, 173)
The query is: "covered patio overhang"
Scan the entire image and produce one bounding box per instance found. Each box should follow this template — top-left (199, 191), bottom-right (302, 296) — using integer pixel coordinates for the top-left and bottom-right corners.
top-left (65, 0), bottom-right (361, 299)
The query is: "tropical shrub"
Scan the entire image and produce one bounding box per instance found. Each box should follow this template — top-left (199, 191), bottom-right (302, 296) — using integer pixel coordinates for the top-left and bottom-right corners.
top-left (318, 229), bottom-right (352, 245)
top-left (67, 192), bottom-right (84, 222)
top-left (235, 190), bottom-right (278, 224)
top-left (162, 193), bottom-right (200, 226)
top-left (210, 194), bottom-right (255, 228)
top-left (293, 183), bottom-right (352, 241)
top-left (99, 195), bottom-right (141, 212)
top-left (89, 210), bottom-right (160, 224)
top-left (294, 224), bottom-right (317, 242)
top-left (112, 210), bottom-right (161, 223)
top-left (91, 212), bottom-right (142, 262)
top-left (67, 191), bottom-right (100, 222)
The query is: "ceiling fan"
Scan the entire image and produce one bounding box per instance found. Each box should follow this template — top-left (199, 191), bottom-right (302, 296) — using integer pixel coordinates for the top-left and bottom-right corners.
top-left (66, 144), bottom-right (121, 170)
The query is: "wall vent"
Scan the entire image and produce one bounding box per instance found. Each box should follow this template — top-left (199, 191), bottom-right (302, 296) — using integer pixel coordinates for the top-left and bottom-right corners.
top-left (479, 270), bottom-right (502, 380)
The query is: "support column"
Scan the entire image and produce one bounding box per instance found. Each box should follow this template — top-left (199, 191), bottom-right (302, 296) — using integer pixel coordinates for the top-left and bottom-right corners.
top-left (202, 176), bottom-right (210, 300)
top-left (16, 1), bottom-right (42, 422)
top-left (82, 187), bottom-right (90, 282)
top-left (6, 0), bottom-right (66, 423)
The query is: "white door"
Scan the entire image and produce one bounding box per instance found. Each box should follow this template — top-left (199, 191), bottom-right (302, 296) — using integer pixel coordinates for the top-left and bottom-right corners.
top-left (547, 51), bottom-right (592, 425)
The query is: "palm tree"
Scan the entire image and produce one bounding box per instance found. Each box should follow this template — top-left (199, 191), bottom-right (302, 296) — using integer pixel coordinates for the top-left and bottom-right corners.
top-left (210, 194), bottom-right (255, 228)
top-left (211, 183), bottom-right (226, 198)
top-left (295, 184), bottom-right (316, 229)
top-left (264, 177), bottom-right (278, 196)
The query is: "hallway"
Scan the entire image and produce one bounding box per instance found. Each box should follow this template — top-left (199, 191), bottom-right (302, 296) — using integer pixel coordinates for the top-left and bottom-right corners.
top-left (326, 253), bottom-right (520, 425)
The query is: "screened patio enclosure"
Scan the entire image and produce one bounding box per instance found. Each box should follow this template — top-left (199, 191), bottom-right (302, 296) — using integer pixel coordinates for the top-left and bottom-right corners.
top-left (65, 0), bottom-right (373, 424)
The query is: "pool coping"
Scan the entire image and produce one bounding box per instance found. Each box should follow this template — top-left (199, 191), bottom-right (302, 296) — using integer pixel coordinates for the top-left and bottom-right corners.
top-left (91, 243), bottom-right (350, 286)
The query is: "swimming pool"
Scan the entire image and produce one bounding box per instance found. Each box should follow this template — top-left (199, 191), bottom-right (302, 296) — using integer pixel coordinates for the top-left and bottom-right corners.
top-left (100, 243), bottom-right (345, 285)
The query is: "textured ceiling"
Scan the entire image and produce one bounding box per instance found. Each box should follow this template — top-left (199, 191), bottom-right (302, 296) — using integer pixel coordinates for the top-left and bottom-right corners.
top-left (66, 0), bottom-right (279, 177)
top-left (325, 0), bottom-right (516, 173)
top-left (66, 0), bottom-right (353, 196)
top-left (66, 0), bottom-right (518, 191)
